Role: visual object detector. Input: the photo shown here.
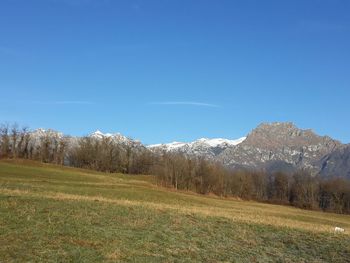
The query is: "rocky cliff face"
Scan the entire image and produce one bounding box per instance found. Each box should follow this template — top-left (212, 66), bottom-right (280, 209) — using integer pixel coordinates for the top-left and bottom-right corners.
top-left (318, 145), bottom-right (350, 179)
top-left (218, 122), bottom-right (341, 174)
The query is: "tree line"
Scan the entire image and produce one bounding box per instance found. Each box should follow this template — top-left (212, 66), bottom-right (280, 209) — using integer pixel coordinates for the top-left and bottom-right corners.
top-left (1, 123), bottom-right (350, 214)
top-left (0, 124), bottom-right (68, 164)
top-left (152, 153), bottom-right (350, 214)
top-left (0, 123), bottom-right (153, 175)
top-left (69, 136), bottom-right (153, 174)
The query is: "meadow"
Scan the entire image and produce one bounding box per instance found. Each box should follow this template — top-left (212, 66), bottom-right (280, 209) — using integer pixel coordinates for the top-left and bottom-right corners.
top-left (0, 159), bottom-right (349, 262)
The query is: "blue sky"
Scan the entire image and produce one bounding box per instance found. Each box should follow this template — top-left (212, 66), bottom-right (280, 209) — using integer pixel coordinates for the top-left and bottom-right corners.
top-left (1, 0), bottom-right (349, 144)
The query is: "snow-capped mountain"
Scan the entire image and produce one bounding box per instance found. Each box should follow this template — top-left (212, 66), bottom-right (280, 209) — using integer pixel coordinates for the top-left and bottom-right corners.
top-left (90, 130), bottom-right (129, 142)
top-left (29, 129), bottom-right (65, 147)
top-left (89, 130), bottom-right (141, 147)
top-left (148, 137), bottom-right (246, 158)
top-left (30, 128), bottom-right (63, 139)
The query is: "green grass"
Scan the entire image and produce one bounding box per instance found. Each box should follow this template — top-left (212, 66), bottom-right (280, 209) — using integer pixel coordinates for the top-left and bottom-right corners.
top-left (0, 160), bottom-right (350, 262)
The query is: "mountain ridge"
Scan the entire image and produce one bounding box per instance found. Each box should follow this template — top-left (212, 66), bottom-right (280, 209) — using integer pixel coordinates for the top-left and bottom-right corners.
top-left (28, 122), bottom-right (349, 178)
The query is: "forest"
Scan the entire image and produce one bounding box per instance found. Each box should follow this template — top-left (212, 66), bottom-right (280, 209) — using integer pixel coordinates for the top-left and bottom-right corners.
top-left (1, 123), bottom-right (349, 214)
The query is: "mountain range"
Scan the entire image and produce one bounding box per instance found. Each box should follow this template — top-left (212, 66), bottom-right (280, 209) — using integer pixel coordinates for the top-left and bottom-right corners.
top-left (148, 122), bottom-right (349, 178)
top-left (31, 122), bottom-right (350, 178)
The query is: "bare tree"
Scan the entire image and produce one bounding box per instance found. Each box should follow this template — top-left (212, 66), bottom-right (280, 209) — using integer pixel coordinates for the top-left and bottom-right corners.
top-left (0, 123), bottom-right (10, 158)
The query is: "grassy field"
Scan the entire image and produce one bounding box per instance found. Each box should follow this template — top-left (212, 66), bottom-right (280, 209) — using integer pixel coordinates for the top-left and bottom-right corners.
top-left (0, 160), bottom-right (349, 262)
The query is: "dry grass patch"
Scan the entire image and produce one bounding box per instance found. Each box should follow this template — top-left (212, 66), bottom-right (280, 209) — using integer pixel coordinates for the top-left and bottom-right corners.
top-left (1, 187), bottom-right (349, 236)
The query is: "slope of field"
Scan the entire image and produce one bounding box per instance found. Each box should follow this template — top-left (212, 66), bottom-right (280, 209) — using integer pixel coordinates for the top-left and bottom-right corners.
top-left (0, 160), bottom-right (349, 262)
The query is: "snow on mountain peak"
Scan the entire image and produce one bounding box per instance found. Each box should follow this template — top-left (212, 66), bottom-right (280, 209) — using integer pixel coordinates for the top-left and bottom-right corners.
top-left (163, 141), bottom-right (187, 150)
top-left (147, 136), bottom-right (246, 155)
top-left (148, 141), bottom-right (186, 150)
top-left (89, 130), bottom-right (142, 145)
top-left (90, 130), bottom-right (122, 138)
top-left (195, 137), bottom-right (246, 147)
top-left (31, 128), bottom-right (63, 138)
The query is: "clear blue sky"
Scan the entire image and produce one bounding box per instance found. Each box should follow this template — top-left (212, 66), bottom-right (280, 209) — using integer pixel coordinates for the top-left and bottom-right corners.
top-left (1, 0), bottom-right (349, 144)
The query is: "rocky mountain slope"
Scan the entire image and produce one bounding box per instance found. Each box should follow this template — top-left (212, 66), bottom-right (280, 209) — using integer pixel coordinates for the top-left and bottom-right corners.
top-left (217, 122), bottom-right (341, 174)
top-left (148, 122), bottom-right (346, 177)
top-left (318, 145), bottom-right (350, 178)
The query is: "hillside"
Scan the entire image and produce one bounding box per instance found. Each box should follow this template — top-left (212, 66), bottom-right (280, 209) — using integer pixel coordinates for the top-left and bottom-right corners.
top-left (0, 160), bottom-right (349, 262)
